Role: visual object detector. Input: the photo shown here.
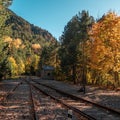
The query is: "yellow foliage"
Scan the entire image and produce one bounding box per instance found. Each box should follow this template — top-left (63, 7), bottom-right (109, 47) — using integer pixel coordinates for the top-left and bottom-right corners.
top-left (21, 44), bottom-right (25, 49)
top-left (8, 56), bottom-right (18, 75)
top-left (3, 36), bottom-right (23, 49)
top-left (3, 36), bottom-right (12, 43)
top-left (12, 38), bottom-right (22, 48)
top-left (8, 56), bottom-right (15, 63)
top-left (18, 59), bottom-right (25, 74)
top-left (32, 44), bottom-right (41, 50)
top-left (32, 55), bottom-right (40, 70)
top-left (87, 11), bottom-right (120, 73)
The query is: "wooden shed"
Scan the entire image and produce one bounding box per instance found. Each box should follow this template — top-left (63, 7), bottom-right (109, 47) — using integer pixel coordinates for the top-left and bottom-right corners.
top-left (41, 65), bottom-right (54, 80)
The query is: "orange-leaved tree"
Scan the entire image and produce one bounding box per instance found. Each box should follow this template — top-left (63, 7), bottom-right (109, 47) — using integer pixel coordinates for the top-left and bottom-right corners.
top-left (87, 11), bottom-right (120, 87)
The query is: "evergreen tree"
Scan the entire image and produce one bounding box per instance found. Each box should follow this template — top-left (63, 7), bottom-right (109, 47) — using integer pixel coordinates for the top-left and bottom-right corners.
top-left (59, 10), bottom-right (94, 84)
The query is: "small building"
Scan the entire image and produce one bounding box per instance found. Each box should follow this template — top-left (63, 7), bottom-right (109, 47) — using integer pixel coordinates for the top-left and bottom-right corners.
top-left (41, 65), bottom-right (54, 80)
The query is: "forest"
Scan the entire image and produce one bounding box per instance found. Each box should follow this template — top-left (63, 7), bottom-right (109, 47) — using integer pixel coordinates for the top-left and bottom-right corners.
top-left (0, 0), bottom-right (120, 88)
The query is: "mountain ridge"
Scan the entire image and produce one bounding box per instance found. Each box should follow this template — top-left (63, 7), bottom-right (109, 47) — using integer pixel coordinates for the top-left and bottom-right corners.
top-left (0, 8), bottom-right (56, 46)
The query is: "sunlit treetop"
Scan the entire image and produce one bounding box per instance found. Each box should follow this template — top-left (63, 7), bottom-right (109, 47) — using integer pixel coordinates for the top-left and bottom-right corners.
top-left (0, 0), bottom-right (13, 8)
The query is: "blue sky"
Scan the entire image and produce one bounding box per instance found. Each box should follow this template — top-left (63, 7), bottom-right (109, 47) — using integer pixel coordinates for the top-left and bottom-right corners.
top-left (10, 0), bottom-right (120, 40)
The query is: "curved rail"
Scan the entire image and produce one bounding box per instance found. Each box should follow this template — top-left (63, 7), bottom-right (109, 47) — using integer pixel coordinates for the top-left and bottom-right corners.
top-left (33, 80), bottom-right (120, 116)
top-left (28, 80), bottom-right (96, 120)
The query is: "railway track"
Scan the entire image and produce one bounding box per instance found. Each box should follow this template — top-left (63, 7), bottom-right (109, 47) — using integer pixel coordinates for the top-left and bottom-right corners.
top-left (30, 79), bottom-right (120, 120)
top-left (0, 81), bottom-right (22, 103)
top-left (0, 77), bottom-right (119, 119)
top-left (0, 79), bottom-right (32, 119)
top-left (26, 79), bottom-right (86, 120)
top-left (26, 79), bottom-right (96, 120)
top-left (29, 84), bottom-right (39, 120)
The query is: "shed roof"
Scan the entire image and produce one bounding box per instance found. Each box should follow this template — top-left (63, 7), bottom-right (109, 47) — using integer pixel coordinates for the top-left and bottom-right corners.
top-left (42, 65), bottom-right (54, 70)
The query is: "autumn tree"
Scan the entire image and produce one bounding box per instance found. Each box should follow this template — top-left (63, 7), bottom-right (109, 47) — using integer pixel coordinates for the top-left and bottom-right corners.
top-left (0, 36), bottom-right (26, 77)
top-left (87, 11), bottom-right (120, 87)
top-left (7, 56), bottom-right (18, 76)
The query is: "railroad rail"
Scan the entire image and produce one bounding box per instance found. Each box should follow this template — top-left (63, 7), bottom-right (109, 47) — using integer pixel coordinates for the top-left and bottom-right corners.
top-left (24, 79), bottom-right (37, 120)
top-left (0, 78), bottom-right (34, 119)
top-left (0, 81), bottom-right (22, 103)
top-left (25, 79), bottom-right (85, 120)
top-left (26, 79), bottom-right (97, 120)
top-left (31, 79), bottom-right (120, 120)
top-left (29, 84), bottom-right (38, 120)
top-left (1, 77), bottom-right (119, 119)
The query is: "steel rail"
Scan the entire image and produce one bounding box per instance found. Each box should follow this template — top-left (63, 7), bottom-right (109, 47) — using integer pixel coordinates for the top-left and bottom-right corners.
top-left (29, 83), bottom-right (39, 120)
top-left (0, 81), bottom-right (22, 102)
top-left (32, 80), bottom-right (120, 116)
top-left (28, 80), bottom-right (96, 120)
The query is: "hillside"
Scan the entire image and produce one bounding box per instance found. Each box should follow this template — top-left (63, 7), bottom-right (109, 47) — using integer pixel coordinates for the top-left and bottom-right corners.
top-left (0, 7), bottom-right (57, 78)
top-left (0, 8), bottom-right (56, 46)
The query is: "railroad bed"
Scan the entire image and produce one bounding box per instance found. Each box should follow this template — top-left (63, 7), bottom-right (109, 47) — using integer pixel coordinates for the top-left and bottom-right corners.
top-left (30, 77), bottom-right (120, 120)
top-left (0, 80), bottom-right (31, 119)
top-left (0, 78), bottom-right (84, 120)
top-left (32, 76), bottom-right (120, 112)
top-left (0, 77), bottom-right (120, 120)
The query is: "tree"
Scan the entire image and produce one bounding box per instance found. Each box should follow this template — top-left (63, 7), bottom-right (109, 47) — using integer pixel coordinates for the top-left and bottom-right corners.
top-left (59, 10), bottom-right (94, 84)
top-left (0, 1), bottom-right (57, 78)
top-left (0, 40), bottom-right (9, 78)
top-left (7, 56), bottom-right (18, 76)
top-left (87, 11), bottom-right (120, 87)
top-left (30, 54), bottom-right (40, 75)
top-left (0, 0), bottom-right (13, 8)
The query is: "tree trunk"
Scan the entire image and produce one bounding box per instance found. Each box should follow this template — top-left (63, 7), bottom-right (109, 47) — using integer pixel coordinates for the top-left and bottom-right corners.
top-left (114, 71), bottom-right (119, 87)
top-left (72, 64), bottom-right (77, 84)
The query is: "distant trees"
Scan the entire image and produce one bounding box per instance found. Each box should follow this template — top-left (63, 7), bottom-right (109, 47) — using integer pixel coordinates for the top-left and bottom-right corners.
top-left (0, 5), bottom-right (56, 79)
top-left (40, 41), bottom-right (59, 68)
top-left (0, 36), bottom-right (41, 78)
top-left (1, 36), bottom-right (25, 77)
